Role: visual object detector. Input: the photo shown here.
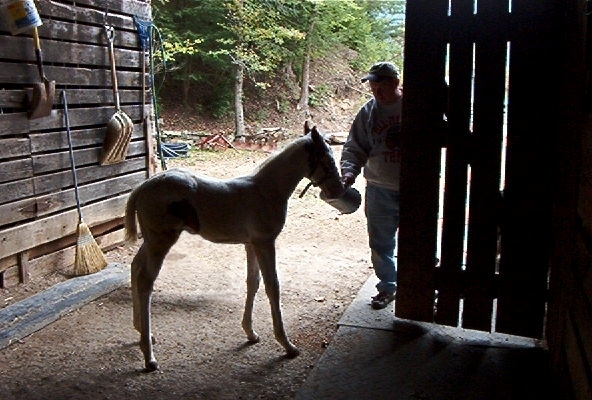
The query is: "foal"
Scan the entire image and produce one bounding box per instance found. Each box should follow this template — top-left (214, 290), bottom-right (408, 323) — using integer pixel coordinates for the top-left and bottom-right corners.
top-left (124, 123), bottom-right (344, 371)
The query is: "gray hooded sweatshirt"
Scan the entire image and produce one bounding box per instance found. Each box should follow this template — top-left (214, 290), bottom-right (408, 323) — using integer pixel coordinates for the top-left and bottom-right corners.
top-left (340, 97), bottom-right (402, 191)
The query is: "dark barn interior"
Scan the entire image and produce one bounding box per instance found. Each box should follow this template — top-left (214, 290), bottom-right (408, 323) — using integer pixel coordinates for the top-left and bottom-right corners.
top-left (396, 1), bottom-right (592, 399)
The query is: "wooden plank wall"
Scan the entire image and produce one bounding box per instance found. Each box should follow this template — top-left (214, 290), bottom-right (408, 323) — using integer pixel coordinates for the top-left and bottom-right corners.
top-left (398, 0), bottom-right (562, 338)
top-left (570, 116), bottom-right (592, 400)
top-left (397, 0), bottom-right (447, 322)
top-left (0, 0), bottom-right (153, 287)
top-left (546, 1), bottom-right (592, 397)
top-left (495, 0), bottom-right (561, 339)
top-left (402, 0), bottom-right (591, 397)
top-left (564, 117), bottom-right (592, 399)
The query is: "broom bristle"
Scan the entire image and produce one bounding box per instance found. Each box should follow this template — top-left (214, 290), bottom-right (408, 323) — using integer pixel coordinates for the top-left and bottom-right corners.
top-left (73, 222), bottom-right (108, 276)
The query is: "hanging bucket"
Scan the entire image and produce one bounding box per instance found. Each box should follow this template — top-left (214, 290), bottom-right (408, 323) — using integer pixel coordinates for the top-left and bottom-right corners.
top-left (1, 0), bottom-right (42, 35)
top-left (320, 186), bottom-right (362, 215)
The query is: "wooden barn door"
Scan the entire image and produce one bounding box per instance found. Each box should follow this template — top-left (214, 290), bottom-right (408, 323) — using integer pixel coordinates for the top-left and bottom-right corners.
top-left (397, 0), bottom-right (564, 339)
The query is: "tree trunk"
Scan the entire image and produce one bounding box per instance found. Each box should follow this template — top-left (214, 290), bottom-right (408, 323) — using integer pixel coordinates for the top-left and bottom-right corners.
top-left (297, 18), bottom-right (315, 116)
top-left (182, 57), bottom-right (191, 107)
top-left (297, 46), bottom-right (311, 115)
top-left (234, 61), bottom-right (246, 139)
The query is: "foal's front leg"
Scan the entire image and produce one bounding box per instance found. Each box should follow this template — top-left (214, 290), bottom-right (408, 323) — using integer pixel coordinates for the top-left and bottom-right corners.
top-left (253, 241), bottom-right (300, 357)
top-left (242, 244), bottom-right (261, 343)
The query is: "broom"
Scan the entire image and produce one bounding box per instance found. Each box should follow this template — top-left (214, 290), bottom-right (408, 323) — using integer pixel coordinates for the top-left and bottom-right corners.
top-left (62, 90), bottom-right (108, 275)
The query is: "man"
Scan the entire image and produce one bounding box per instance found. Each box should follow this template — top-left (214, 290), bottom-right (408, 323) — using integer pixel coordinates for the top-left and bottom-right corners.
top-left (340, 61), bottom-right (402, 310)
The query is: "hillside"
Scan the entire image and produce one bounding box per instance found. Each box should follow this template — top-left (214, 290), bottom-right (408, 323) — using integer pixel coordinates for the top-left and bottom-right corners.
top-left (159, 52), bottom-right (371, 141)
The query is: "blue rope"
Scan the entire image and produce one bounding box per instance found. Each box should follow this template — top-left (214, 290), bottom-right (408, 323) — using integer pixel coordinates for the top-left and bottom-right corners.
top-left (134, 16), bottom-right (172, 169)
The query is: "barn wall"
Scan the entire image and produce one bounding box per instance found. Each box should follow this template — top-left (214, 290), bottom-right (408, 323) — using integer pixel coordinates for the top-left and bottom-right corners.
top-left (398, 0), bottom-right (558, 338)
top-left (0, 0), bottom-right (154, 287)
top-left (569, 116), bottom-right (592, 399)
top-left (399, 0), bottom-right (591, 398)
top-left (536, 1), bottom-right (592, 398)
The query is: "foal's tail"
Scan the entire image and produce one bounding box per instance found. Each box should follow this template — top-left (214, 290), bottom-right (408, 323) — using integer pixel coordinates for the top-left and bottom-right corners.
top-left (124, 187), bottom-right (139, 243)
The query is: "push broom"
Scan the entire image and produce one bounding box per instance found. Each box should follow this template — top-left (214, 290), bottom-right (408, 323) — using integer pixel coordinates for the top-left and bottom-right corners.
top-left (62, 90), bottom-right (108, 275)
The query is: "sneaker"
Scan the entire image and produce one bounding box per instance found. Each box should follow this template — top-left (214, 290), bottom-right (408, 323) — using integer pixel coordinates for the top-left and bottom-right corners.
top-left (371, 291), bottom-right (395, 310)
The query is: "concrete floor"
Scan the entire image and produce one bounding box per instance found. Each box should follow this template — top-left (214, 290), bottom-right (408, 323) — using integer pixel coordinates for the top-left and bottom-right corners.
top-left (295, 276), bottom-right (556, 400)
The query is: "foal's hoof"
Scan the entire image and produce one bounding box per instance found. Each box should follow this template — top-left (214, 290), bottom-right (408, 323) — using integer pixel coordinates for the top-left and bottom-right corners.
top-left (286, 346), bottom-right (300, 358)
top-left (143, 360), bottom-right (159, 372)
top-left (247, 334), bottom-right (260, 344)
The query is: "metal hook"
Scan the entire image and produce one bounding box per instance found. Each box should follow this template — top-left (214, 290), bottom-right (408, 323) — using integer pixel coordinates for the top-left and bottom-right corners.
top-left (104, 24), bottom-right (114, 43)
top-left (103, 10), bottom-right (114, 43)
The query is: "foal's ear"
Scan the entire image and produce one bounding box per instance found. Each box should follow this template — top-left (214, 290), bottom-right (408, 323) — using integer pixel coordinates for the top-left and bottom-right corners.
top-left (310, 125), bottom-right (324, 146)
top-left (304, 120), bottom-right (312, 135)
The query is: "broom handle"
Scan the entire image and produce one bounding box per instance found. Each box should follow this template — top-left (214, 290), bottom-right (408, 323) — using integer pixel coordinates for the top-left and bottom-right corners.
top-left (105, 25), bottom-right (121, 111)
top-left (62, 90), bottom-right (84, 222)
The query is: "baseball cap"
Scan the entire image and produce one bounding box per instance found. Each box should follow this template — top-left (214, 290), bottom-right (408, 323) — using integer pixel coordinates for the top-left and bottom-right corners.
top-left (360, 62), bottom-right (400, 83)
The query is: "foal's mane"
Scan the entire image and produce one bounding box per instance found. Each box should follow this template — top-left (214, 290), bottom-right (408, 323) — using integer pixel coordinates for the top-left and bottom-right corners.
top-left (251, 134), bottom-right (311, 174)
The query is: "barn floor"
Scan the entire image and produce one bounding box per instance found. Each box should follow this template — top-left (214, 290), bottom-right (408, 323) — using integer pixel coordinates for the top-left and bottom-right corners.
top-left (1, 266), bottom-right (557, 399)
top-left (295, 276), bottom-right (557, 400)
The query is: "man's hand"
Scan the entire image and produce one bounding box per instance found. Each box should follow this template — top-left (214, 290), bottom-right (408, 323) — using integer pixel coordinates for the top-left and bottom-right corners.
top-left (341, 172), bottom-right (356, 187)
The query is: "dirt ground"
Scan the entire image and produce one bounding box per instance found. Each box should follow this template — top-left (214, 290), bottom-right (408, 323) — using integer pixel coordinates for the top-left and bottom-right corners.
top-left (0, 144), bottom-right (375, 400)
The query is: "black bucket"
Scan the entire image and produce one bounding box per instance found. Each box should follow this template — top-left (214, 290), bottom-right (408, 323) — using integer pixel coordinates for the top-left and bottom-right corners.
top-left (320, 186), bottom-right (362, 214)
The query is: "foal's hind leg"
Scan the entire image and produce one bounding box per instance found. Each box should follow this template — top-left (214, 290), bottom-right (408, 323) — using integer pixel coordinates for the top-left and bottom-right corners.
top-left (253, 241), bottom-right (300, 357)
top-left (242, 244), bottom-right (261, 343)
top-left (131, 240), bottom-right (171, 371)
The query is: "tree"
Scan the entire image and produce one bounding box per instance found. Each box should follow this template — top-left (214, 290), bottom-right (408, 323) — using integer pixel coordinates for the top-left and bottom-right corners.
top-left (349, 0), bottom-right (406, 71)
top-left (289, 0), bottom-right (363, 115)
top-left (215, 0), bottom-right (305, 138)
top-left (152, 0), bottom-right (406, 134)
top-left (281, 0), bottom-right (404, 115)
top-left (152, 0), bottom-right (224, 107)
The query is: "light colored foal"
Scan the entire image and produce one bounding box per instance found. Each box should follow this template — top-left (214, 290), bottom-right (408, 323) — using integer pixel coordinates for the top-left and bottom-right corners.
top-left (124, 123), bottom-right (344, 371)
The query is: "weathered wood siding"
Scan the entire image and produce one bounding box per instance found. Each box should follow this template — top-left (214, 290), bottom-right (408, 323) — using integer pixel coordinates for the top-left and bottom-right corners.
top-left (573, 116), bottom-right (592, 400)
top-left (545, 2), bottom-right (592, 398)
top-left (399, 0), bottom-right (591, 398)
top-left (0, 0), bottom-right (153, 287)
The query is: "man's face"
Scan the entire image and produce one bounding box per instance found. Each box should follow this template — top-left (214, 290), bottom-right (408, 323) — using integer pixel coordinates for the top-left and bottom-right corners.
top-left (369, 78), bottom-right (400, 105)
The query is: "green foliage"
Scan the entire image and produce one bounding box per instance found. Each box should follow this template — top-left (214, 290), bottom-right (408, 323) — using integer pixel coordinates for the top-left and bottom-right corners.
top-left (211, 98), bottom-right (234, 119)
top-left (215, 0), bottom-right (306, 87)
top-left (348, 0), bottom-right (406, 71)
top-left (277, 96), bottom-right (290, 114)
top-left (152, 0), bottom-right (406, 117)
top-left (308, 82), bottom-right (331, 107)
top-left (253, 108), bottom-right (269, 122)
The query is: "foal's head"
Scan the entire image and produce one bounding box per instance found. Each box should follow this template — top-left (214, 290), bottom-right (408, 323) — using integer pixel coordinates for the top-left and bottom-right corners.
top-left (304, 122), bottom-right (344, 199)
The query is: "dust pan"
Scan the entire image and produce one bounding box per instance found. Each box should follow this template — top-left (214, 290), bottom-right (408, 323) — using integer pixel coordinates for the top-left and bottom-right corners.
top-left (62, 90), bottom-right (108, 275)
top-left (100, 23), bottom-right (134, 165)
top-left (28, 26), bottom-right (55, 119)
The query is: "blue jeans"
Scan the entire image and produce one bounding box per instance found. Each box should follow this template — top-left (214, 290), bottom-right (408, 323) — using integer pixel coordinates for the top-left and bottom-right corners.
top-left (365, 184), bottom-right (399, 295)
